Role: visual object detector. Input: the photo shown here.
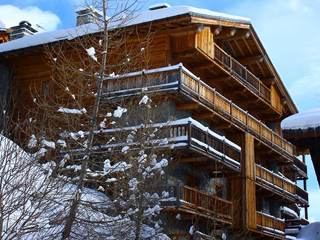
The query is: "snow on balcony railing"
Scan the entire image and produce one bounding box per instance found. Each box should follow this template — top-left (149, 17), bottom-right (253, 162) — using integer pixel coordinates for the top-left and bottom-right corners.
top-left (256, 164), bottom-right (296, 195)
top-left (256, 165), bottom-right (308, 205)
top-left (63, 117), bottom-right (241, 171)
top-left (102, 64), bottom-right (295, 158)
top-left (280, 206), bottom-right (299, 219)
top-left (256, 211), bottom-right (285, 236)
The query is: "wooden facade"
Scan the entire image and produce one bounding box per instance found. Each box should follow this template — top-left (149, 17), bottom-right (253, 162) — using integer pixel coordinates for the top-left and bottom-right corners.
top-left (0, 5), bottom-right (308, 239)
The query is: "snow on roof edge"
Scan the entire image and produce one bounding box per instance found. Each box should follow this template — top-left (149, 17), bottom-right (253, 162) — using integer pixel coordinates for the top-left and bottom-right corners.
top-left (281, 108), bottom-right (320, 131)
top-left (0, 5), bottom-right (250, 54)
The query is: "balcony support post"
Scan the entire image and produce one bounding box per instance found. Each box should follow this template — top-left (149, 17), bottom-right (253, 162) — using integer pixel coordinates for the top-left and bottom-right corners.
top-left (302, 154), bottom-right (309, 219)
top-left (242, 133), bottom-right (257, 230)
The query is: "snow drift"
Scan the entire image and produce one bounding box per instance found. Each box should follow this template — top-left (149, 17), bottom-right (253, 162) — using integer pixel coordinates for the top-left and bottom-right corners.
top-left (297, 222), bottom-right (320, 240)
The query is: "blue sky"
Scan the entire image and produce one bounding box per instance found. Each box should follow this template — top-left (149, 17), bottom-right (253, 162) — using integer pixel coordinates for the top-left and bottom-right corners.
top-left (0, 0), bottom-right (319, 221)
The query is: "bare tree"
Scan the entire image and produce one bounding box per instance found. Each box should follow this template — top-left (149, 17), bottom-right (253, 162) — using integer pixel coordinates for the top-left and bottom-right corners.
top-left (21, 0), bottom-right (172, 239)
top-left (0, 112), bottom-right (65, 239)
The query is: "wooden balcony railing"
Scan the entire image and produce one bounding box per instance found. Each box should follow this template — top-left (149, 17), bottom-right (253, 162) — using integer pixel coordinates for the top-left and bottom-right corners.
top-left (103, 64), bottom-right (295, 158)
top-left (186, 119), bottom-right (241, 168)
top-left (256, 212), bottom-right (285, 234)
top-left (296, 186), bottom-right (309, 204)
top-left (256, 165), bottom-right (296, 195)
top-left (256, 165), bottom-right (309, 205)
top-left (64, 117), bottom-right (241, 171)
top-left (211, 44), bottom-right (271, 103)
top-left (293, 157), bottom-right (307, 178)
top-left (163, 185), bottom-right (233, 223)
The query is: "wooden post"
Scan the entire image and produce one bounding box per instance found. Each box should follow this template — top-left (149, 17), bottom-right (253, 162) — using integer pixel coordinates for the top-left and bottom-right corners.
top-left (213, 88), bottom-right (216, 109)
top-left (178, 64), bottom-right (183, 91)
top-left (243, 133), bottom-right (257, 230)
top-left (188, 121), bottom-right (192, 147)
top-left (302, 154), bottom-right (308, 219)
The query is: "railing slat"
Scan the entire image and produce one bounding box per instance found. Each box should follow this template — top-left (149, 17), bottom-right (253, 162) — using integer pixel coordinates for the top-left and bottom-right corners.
top-left (213, 43), bottom-right (271, 103)
top-left (256, 165), bottom-right (296, 195)
top-left (256, 212), bottom-right (285, 233)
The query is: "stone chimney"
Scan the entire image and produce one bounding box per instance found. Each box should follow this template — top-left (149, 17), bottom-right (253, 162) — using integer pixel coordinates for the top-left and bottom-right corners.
top-left (76, 6), bottom-right (102, 26)
top-left (10, 21), bottom-right (38, 40)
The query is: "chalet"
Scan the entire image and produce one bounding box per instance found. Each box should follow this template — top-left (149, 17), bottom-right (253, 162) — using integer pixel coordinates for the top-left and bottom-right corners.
top-left (0, 4), bottom-right (309, 239)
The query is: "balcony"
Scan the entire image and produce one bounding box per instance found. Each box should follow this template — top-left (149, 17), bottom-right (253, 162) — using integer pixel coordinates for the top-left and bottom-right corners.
top-left (161, 185), bottom-right (233, 225)
top-left (64, 117), bottom-right (241, 172)
top-left (293, 157), bottom-right (307, 179)
top-left (256, 165), bottom-right (308, 206)
top-left (103, 64), bottom-right (295, 159)
top-left (173, 35), bottom-right (278, 116)
top-left (296, 187), bottom-right (308, 205)
top-left (212, 44), bottom-right (271, 103)
top-left (256, 211), bottom-right (285, 238)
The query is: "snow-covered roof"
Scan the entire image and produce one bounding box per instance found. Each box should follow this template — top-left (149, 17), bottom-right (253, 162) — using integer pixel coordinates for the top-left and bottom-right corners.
top-left (281, 108), bottom-right (320, 130)
top-left (0, 5), bottom-right (250, 54)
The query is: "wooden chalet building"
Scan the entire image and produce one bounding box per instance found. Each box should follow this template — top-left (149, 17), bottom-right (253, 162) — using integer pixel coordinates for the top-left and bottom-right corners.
top-left (0, 4), bottom-right (309, 240)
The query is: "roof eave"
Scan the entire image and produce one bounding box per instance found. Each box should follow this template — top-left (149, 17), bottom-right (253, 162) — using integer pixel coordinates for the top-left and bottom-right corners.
top-left (249, 26), bottom-right (298, 115)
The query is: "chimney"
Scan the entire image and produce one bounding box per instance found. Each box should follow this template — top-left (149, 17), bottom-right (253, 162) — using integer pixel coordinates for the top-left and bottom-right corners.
top-left (0, 20), bottom-right (9, 44)
top-left (76, 6), bottom-right (102, 26)
top-left (10, 21), bottom-right (38, 40)
top-left (149, 3), bottom-right (171, 11)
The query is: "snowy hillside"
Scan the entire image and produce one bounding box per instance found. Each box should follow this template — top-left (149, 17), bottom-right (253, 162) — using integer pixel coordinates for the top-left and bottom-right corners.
top-left (0, 135), bottom-right (169, 239)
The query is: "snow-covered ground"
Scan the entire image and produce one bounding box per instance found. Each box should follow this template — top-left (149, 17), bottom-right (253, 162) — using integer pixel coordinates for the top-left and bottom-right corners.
top-left (0, 134), bottom-right (170, 239)
top-left (296, 222), bottom-right (320, 240)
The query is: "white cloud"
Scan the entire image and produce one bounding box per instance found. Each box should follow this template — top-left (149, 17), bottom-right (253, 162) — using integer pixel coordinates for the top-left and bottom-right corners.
top-left (0, 4), bottom-right (60, 31)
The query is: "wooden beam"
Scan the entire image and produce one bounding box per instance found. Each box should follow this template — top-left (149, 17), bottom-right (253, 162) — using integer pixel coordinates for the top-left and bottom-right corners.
top-left (176, 102), bottom-right (200, 110)
top-left (169, 25), bottom-right (198, 37)
top-left (191, 16), bottom-right (251, 30)
top-left (215, 28), bottom-right (237, 40)
top-left (192, 112), bottom-right (215, 120)
top-left (214, 122), bottom-right (233, 130)
top-left (216, 30), bottom-right (251, 41)
top-left (212, 75), bottom-right (232, 82)
top-left (242, 37), bottom-right (254, 55)
top-left (232, 39), bottom-right (245, 56)
top-left (212, 26), bottom-right (223, 36)
top-left (261, 76), bottom-right (276, 85)
top-left (180, 156), bottom-right (208, 163)
top-left (238, 54), bottom-right (264, 65)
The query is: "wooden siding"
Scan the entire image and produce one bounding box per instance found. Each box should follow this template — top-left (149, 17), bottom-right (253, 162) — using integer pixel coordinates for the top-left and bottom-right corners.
top-left (230, 177), bottom-right (243, 228)
top-left (171, 32), bottom-right (196, 54)
top-left (10, 53), bottom-right (51, 117)
top-left (271, 85), bottom-right (283, 114)
top-left (195, 27), bottom-right (214, 57)
top-left (0, 32), bottom-right (9, 44)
